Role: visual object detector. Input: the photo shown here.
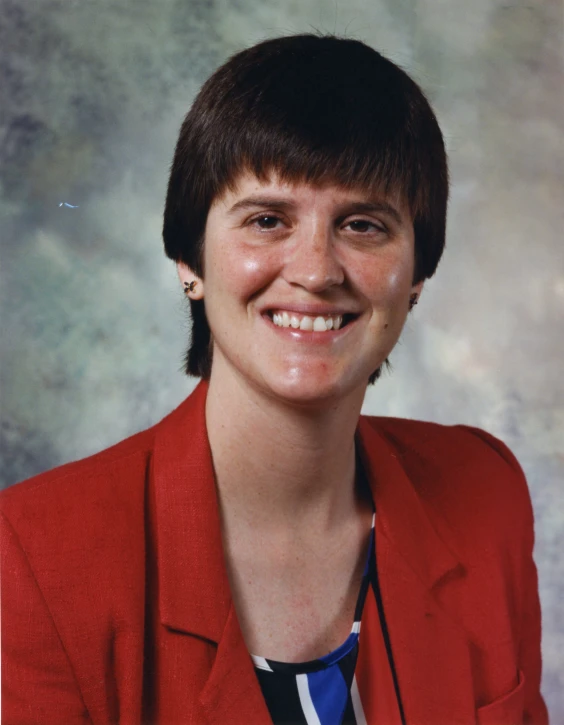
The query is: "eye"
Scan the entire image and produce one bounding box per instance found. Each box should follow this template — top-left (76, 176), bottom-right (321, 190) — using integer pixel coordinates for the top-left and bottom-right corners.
top-left (344, 219), bottom-right (386, 234)
top-left (250, 214), bottom-right (284, 230)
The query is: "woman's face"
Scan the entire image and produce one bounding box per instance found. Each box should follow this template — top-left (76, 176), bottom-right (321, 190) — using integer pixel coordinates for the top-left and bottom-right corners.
top-left (180, 170), bottom-right (423, 406)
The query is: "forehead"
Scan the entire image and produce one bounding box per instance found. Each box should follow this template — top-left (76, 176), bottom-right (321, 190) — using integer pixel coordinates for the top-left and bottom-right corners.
top-left (212, 168), bottom-right (411, 217)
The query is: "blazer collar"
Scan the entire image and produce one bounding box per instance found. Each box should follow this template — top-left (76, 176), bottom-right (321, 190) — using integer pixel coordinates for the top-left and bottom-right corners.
top-left (152, 379), bottom-right (231, 642)
top-left (152, 382), bottom-right (461, 643)
top-left (355, 416), bottom-right (460, 590)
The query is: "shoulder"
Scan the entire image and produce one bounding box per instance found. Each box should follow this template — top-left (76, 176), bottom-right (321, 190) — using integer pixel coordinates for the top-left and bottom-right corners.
top-left (360, 415), bottom-right (534, 549)
top-left (0, 423), bottom-right (167, 719)
top-left (1, 425), bottom-right (156, 533)
top-left (0, 382), bottom-right (207, 552)
top-left (0, 422), bottom-right (163, 651)
top-left (362, 414), bottom-right (528, 490)
top-left (0, 422), bottom-right (166, 602)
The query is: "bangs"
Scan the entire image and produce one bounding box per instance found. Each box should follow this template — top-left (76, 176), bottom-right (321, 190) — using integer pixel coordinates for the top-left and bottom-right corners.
top-left (221, 131), bottom-right (414, 211)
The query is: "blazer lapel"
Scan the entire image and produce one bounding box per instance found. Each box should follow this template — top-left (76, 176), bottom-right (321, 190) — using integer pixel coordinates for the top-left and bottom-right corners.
top-left (356, 418), bottom-right (477, 725)
top-left (152, 379), bottom-right (230, 643)
top-left (152, 380), bottom-right (272, 724)
top-left (198, 603), bottom-right (273, 725)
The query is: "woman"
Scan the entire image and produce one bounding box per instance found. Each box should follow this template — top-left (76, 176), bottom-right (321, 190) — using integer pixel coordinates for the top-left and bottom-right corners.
top-left (1, 34), bottom-right (548, 725)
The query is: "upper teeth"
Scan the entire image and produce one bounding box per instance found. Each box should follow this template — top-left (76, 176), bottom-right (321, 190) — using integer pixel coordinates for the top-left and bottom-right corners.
top-left (271, 311), bottom-right (344, 331)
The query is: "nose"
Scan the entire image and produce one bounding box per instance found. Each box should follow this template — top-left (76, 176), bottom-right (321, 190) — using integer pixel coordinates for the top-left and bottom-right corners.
top-left (282, 222), bottom-right (345, 293)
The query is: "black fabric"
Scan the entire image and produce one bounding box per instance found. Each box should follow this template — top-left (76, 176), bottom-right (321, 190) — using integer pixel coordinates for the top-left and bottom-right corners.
top-left (255, 668), bottom-right (305, 725)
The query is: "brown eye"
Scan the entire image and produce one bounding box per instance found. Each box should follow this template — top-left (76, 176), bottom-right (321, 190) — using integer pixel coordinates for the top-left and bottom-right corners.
top-left (253, 215), bottom-right (282, 229)
top-left (346, 220), bottom-right (383, 233)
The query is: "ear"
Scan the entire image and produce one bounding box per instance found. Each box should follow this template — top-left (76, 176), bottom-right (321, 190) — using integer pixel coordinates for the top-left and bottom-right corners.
top-left (411, 280), bottom-right (425, 299)
top-left (176, 261), bottom-right (204, 300)
top-left (408, 279), bottom-right (424, 311)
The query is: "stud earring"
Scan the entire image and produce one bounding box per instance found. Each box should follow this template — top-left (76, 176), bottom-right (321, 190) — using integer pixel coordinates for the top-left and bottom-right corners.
top-left (184, 281), bottom-right (197, 294)
top-left (409, 293), bottom-right (418, 310)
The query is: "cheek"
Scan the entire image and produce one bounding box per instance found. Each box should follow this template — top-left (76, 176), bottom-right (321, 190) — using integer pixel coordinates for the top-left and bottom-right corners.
top-left (356, 254), bottom-right (413, 303)
top-left (353, 254), bottom-right (413, 338)
top-left (209, 243), bottom-right (279, 297)
top-left (380, 268), bottom-right (403, 296)
top-left (240, 257), bottom-right (267, 285)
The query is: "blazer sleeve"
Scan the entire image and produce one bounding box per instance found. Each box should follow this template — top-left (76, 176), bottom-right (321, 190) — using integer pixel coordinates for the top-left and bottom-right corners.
top-left (464, 427), bottom-right (549, 725)
top-left (1, 512), bottom-right (92, 725)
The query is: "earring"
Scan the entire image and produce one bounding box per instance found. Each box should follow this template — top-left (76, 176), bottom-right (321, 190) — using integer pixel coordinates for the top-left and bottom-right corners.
top-left (409, 293), bottom-right (418, 310)
top-left (184, 280), bottom-right (197, 294)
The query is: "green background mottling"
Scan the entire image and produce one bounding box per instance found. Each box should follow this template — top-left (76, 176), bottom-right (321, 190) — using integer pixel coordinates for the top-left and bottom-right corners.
top-left (1, 0), bottom-right (562, 716)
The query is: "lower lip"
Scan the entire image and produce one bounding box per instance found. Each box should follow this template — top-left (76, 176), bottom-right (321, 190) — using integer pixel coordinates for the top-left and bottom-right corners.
top-left (261, 314), bottom-right (360, 344)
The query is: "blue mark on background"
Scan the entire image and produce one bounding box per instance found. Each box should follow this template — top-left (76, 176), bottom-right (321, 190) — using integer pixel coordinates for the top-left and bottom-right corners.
top-left (59, 202), bottom-right (79, 208)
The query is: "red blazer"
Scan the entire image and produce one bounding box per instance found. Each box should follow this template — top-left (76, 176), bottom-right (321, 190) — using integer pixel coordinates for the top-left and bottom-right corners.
top-left (1, 380), bottom-right (548, 725)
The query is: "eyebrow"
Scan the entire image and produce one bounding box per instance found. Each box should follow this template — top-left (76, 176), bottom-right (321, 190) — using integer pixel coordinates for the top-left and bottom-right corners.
top-left (226, 196), bottom-right (404, 225)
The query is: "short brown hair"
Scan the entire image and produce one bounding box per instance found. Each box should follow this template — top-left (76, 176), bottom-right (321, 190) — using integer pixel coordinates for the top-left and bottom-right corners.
top-left (163, 34), bottom-right (449, 384)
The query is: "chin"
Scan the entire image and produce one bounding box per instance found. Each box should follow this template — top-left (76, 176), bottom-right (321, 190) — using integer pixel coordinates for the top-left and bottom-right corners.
top-left (259, 366), bottom-right (364, 408)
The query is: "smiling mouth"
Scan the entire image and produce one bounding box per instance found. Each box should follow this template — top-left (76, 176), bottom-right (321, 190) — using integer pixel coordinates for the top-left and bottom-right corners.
top-left (264, 311), bottom-right (359, 332)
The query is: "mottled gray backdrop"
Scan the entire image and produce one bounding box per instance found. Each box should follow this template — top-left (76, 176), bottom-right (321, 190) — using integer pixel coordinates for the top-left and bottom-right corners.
top-left (1, 0), bottom-right (562, 716)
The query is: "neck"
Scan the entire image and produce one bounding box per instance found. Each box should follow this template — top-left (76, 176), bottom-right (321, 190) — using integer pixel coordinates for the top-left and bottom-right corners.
top-left (205, 361), bottom-right (369, 539)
